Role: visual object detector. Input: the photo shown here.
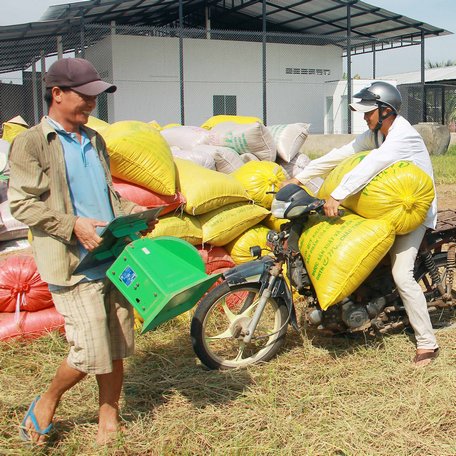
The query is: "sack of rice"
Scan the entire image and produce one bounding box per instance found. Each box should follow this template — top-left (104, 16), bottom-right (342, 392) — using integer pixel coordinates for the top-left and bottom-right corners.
top-left (278, 153), bottom-right (311, 179)
top-left (240, 153), bottom-right (259, 163)
top-left (225, 225), bottom-right (270, 264)
top-left (144, 213), bottom-right (202, 245)
top-left (149, 120), bottom-right (162, 130)
top-left (267, 123), bottom-right (310, 162)
top-left (209, 122), bottom-right (276, 161)
top-left (201, 115), bottom-right (262, 130)
top-left (232, 161), bottom-right (286, 209)
top-left (161, 126), bottom-right (209, 150)
top-left (112, 177), bottom-right (185, 215)
top-left (200, 202), bottom-right (270, 246)
top-left (192, 145), bottom-right (244, 173)
top-left (174, 158), bottom-right (249, 215)
top-left (318, 151), bottom-right (435, 234)
top-left (263, 214), bottom-right (288, 232)
top-left (103, 120), bottom-right (175, 196)
top-left (171, 147), bottom-right (216, 170)
top-left (299, 212), bottom-right (395, 310)
top-left (86, 116), bottom-right (109, 134)
top-left (196, 245), bottom-right (235, 274)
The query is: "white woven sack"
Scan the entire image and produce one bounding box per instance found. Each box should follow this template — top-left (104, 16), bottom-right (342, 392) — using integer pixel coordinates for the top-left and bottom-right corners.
top-left (209, 122), bottom-right (276, 161)
top-left (267, 123), bottom-right (310, 162)
top-left (0, 182), bottom-right (28, 241)
top-left (0, 139), bottom-right (9, 173)
top-left (278, 153), bottom-right (311, 178)
top-left (240, 153), bottom-right (259, 164)
top-left (192, 145), bottom-right (244, 173)
top-left (161, 126), bottom-right (210, 150)
top-left (172, 148), bottom-right (216, 170)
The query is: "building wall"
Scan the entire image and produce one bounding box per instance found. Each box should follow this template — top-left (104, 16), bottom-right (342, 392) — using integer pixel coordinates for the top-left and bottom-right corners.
top-left (324, 79), bottom-right (397, 134)
top-left (85, 35), bottom-right (342, 131)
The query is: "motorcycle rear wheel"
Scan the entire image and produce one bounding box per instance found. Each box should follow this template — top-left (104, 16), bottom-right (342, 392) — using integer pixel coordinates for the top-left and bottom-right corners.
top-left (191, 282), bottom-right (288, 369)
top-left (416, 252), bottom-right (456, 302)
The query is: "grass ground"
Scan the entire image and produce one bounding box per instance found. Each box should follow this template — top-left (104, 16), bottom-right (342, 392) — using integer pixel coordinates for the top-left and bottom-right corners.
top-left (2, 312), bottom-right (456, 456)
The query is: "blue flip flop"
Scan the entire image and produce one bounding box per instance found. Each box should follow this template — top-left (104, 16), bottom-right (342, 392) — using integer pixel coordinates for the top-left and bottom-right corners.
top-left (19, 396), bottom-right (53, 443)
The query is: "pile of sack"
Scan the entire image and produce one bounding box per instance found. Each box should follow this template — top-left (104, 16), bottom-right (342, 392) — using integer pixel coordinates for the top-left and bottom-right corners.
top-left (0, 113), bottom-right (435, 336)
top-left (299, 151), bottom-right (435, 310)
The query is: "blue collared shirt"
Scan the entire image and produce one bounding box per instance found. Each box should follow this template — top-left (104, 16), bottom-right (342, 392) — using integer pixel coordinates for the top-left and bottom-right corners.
top-left (46, 117), bottom-right (114, 285)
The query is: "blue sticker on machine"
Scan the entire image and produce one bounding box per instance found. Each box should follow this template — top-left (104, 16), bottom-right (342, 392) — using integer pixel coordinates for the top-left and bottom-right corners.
top-left (120, 266), bottom-right (137, 287)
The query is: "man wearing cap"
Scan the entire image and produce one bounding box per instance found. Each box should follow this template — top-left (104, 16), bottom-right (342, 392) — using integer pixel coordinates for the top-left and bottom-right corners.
top-left (283, 81), bottom-right (439, 367)
top-left (8, 57), bottom-right (152, 445)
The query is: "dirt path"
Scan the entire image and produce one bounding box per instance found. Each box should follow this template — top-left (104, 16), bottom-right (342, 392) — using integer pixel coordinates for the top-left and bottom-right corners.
top-left (436, 184), bottom-right (456, 211)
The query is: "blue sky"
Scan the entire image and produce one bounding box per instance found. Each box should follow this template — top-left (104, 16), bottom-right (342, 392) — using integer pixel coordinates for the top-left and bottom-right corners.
top-left (1, 0), bottom-right (455, 77)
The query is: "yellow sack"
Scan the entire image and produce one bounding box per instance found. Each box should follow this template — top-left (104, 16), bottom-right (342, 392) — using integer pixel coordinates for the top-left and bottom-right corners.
top-left (145, 213), bottom-right (202, 245)
top-left (2, 120), bottom-right (28, 143)
top-left (162, 123), bottom-right (181, 129)
top-left (226, 225), bottom-right (270, 264)
top-left (318, 151), bottom-right (435, 235)
top-left (200, 202), bottom-right (270, 246)
top-left (232, 161), bottom-right (286, 209)
top-left (86, 116), bottom-right (109, 134)
top-left (263, 214), bottom-right (288, 232)
top-left (201, 115), bottom-right (262, 130)
top-left (103, 120), bottom-right (175, 196)
top-left (149, 120), bottom-right (162, 130)
top-left (134, 309), bottom-right (143, 331)
top-left (299, 212), bottom-right (395, 310)
top-left (174, 158), bottom-right (249, 215)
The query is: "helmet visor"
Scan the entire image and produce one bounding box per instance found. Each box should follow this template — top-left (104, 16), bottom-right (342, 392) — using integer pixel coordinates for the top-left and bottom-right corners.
top-left (349, 100), bottom-right (378, 112)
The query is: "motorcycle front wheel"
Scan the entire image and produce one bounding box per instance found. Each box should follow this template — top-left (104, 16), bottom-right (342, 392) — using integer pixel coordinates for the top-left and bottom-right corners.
top-left (191, 281), bottom-right (289, 369)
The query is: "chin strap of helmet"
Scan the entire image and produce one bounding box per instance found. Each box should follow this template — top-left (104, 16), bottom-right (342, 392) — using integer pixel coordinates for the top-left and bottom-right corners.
top-left (373, 103), bottom-right (396, 148)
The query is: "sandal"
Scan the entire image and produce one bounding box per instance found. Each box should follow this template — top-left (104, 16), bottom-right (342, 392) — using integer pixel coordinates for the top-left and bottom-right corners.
top-left (19, 396), bottom-right (53, 444)
top-left (413, 348), bottom-right (440, 366)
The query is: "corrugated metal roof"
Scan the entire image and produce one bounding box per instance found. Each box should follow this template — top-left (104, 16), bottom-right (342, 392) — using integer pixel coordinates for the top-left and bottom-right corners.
top-left (384, 66), bottom-right (456, 85)
top-left (0, 0), bottom-right (452, 73)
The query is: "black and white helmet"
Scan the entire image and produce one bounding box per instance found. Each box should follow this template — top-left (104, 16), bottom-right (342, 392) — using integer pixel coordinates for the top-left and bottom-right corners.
top-left (350, 81), bottom-right (402, 114)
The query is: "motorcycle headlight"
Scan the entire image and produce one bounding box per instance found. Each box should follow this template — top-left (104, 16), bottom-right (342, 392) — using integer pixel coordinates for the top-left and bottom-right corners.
top-left (271, 199), bottom-right (289, 219)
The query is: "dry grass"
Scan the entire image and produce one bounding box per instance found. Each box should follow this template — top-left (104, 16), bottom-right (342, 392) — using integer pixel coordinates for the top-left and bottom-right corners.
top-left (2, 313), bottom-right (456, 455)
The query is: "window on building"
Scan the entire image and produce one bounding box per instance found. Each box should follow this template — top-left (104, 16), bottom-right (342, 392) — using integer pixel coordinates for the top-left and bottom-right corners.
top-left (213, 95), bottom-right (237, 115)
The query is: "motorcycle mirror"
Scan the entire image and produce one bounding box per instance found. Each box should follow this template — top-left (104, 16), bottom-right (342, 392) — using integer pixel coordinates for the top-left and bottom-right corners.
top-left (249, 245), bottom-right (262, 258)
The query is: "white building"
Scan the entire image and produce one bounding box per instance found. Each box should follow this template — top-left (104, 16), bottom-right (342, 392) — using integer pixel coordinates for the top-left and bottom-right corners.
top-left (86, 34), bottom-right (342, 132)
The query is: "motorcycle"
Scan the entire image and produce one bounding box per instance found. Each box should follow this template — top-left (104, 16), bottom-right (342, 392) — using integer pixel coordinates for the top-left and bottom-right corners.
top-left (190, 184), bottom-right (456, 370)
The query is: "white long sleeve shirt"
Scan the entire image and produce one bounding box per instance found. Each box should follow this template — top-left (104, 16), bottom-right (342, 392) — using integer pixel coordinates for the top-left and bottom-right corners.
top-left (295, 115), bottom-right (437, 229)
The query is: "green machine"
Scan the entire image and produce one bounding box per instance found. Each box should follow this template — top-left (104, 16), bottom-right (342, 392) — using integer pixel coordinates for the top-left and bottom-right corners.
top-left (76, 208), bottom-right (222, 333)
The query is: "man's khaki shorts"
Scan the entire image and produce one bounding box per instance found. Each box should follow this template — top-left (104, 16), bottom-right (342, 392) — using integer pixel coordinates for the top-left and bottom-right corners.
top-left (51, 279), bottom-right (134, 375)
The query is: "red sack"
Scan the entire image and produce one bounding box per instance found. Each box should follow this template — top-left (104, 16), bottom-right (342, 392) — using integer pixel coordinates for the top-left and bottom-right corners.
top-left (0, 307), bottom-right (64, 341)
top-left (196, 246), bottom-right (235, 274)
top-left (112, 177), bottom-right (185, 215)
top-left (0, 255), bottom-right (54, 313)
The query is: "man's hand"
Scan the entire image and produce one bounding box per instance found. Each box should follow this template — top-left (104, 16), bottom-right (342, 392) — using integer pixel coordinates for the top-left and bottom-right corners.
top-left (323, 196), bottom-right (342, 217)
top-left (73, 217), bottom-right (108, 251)
top-left (280, 178), bottom-right (301, 188)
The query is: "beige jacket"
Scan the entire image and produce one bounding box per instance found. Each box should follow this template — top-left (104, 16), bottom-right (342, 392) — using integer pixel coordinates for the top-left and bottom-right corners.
top-left (8, 118), bottom-right (137, 286)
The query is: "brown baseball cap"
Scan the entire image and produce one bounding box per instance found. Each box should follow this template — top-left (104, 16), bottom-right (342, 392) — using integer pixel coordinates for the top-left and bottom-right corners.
top-left (45, 58), bottom-right (117, 96)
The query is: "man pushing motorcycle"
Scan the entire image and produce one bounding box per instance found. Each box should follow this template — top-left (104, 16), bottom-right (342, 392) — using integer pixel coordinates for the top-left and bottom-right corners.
top-left (283, 81), bottom-right (439, 367)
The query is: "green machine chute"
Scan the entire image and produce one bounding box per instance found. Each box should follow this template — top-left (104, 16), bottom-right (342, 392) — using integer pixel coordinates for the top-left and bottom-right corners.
top-left (75, 208), bottom-right (221, 333)
top-left (107, 237), bottom-right (221, 333)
